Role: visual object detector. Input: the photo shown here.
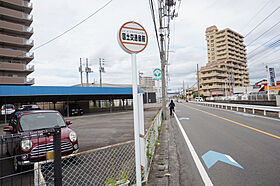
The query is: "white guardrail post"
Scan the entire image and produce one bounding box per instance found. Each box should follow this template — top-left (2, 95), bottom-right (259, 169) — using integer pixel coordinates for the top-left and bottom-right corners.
top-left (138, 94), bottom-right (145, 173)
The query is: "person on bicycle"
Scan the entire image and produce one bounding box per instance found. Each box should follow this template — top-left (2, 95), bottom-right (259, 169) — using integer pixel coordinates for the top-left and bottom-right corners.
top-left (169, 100), bottom-right (175, 116)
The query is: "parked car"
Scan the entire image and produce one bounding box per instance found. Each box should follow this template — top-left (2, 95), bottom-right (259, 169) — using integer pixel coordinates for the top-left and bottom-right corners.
top-left (1, 104), bottom-right (15, 115)
top-left (3, 110), bottom-right (79, 172)
top-left (65, 104), bottom-right (84, 116)
top-left (19, 104), bottom-right (40, 110)
top-left (195, 97), bottom-right (203, 102)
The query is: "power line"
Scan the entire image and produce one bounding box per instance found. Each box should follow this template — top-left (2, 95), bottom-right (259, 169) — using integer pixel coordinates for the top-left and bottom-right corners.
top-left (245, 5), bottom-right (280, 38)
top-left (247, 32), bottom-right (280, 56)
top-left (32, 0), bottom-right (113, 52)
top-left (241, 0), bottom-right (272, 33)
top-left (247, 19), bottom-right (280, 46)
top-left (149, 0), bottom-right (161, 53)
top-left (248, 38), bottom-right (280, 60)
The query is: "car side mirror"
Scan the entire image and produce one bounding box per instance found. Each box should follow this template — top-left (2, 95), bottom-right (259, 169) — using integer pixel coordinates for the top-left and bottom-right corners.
top-left (66, 120), bottom-right (72, 125)
top-left (3, 126), bottom-right (13, 132)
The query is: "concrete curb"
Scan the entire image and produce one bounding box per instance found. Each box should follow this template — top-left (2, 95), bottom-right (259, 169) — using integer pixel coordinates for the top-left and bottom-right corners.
top-left (147, 117), bottom-right (180, 186)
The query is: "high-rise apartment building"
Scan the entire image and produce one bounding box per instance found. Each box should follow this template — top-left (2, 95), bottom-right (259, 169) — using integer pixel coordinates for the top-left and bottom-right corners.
top-left (0, 0), bottom-right (34, 85)
top-left (199, 25), bottom-right (250, 97)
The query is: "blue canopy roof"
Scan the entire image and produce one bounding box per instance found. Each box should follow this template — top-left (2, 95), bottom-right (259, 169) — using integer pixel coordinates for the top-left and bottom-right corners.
top-left (0, 86), bottom-right (133, 96)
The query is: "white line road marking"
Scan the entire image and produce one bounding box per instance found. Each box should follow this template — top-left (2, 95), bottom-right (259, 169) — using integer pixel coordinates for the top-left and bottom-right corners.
top-left (174, 113), bottom-right (214, 186)
top-left (225, 155), bottom-right (238, 165)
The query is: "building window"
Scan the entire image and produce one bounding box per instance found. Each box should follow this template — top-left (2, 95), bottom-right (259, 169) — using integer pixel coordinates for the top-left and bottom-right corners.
top-left (212, 56), bottom-right (215, 60)
top-left (211, 48), bottom-right (214, 51)
top-left (211, 44), bottom-right (214, 47)
top-left (211, 52), bottom-right (215, 55)
top-left (210, 35), bottom-right (214, 38)
top-left (211, 40), bottom-right (214, 43)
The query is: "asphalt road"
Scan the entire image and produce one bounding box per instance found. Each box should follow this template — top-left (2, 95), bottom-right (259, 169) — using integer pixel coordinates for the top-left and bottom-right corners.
top-left (172, 102), bottom-right (280, 186)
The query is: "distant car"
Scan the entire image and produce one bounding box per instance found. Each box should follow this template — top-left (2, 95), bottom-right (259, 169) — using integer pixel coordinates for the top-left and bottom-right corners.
top-left (195, 97), bottom-right (203, 102)
top-left (1, 104), bottom-right (15, 115)
top-left (3, 110), bottom-right (79, 172)
top-left (19, 104), bottom-right (40, 110)
top-left (65, 104), bottom-right (84, 116)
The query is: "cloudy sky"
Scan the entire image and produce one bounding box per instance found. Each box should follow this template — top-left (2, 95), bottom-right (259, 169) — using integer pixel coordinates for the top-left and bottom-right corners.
top-left (29, 0), bottom-right (280, 90)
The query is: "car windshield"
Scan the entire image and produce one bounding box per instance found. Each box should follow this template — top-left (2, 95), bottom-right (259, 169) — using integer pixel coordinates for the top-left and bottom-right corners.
top-left (19, 112), bottom-right (66, 131)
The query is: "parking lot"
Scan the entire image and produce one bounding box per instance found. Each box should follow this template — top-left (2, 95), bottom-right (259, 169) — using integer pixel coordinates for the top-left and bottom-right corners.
top-left (65, 108), bottom-right (160, 151)
top-left (0, 107), bottom-right (160, 185)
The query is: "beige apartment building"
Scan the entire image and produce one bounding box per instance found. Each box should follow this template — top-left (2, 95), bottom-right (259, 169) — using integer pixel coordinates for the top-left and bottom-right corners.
top-left (0, 0), bottom-right (34, 85)
top-left (199, 25), bottom-right (250, 97)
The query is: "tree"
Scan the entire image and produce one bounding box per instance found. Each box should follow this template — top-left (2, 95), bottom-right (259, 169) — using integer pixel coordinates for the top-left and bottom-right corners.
top-left (278, 90), bottom-right (280, 95)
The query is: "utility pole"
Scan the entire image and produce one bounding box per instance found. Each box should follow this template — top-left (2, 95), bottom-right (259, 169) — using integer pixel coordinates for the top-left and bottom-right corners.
top-left (79, 58), bottom-right (83, 87)
top-left (159, 0), bottom-right (167, 120)
top-left (99, 58), bottom-right (105, 87)
top-left (85, 58), bottom-right (92, 85)
top-left (197, 64), bottom-right (200, 97)
top-left (187, 83), bottom-right (189, 101)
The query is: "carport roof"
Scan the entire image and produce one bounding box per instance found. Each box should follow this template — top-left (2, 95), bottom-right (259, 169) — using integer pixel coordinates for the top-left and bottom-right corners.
top-left (0, 86), bottom-right (136, 104)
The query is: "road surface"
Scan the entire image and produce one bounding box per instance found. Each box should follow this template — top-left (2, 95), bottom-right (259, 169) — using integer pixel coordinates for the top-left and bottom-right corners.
top-left (171, 102), bottom-right (280, 185)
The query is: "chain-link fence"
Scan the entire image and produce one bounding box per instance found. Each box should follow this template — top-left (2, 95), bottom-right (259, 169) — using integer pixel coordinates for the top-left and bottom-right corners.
top-left (0, 129), bottom-right (57, 186)
top-left (35, 109), bottom-right (163, 186)
top-left (143, 109), bottom-right (162, 181)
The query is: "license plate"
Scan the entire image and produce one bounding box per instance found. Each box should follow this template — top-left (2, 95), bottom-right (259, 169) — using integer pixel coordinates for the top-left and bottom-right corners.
top-left (46, 151), bottom-right (54, 160)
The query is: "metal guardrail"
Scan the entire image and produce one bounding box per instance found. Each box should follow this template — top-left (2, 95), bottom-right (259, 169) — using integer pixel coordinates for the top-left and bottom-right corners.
top-left (191, 101), bottom-right (280, 118)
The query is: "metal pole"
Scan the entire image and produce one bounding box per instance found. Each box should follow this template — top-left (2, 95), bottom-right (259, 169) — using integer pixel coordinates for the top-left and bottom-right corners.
top-left (197, 64), bottom-right (200, 97)
top-left (131, 53), bottom-right (141, 186)
top-left (266, 65), bottom-right (270, 101)
top-left (54, 126), bottom-right (62, 186)
top-left (86, 58), bottom-right (89, 85)
top-left (80, 58), bottom-right (83, 87)
top-left (99, 58), bottom-right (102, 87)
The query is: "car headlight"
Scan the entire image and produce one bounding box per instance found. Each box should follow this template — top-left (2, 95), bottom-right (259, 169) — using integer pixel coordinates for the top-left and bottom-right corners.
top-left (69, 131), bottom-right (77, 142)
top-left (21, 139), bottom-right (32, 151)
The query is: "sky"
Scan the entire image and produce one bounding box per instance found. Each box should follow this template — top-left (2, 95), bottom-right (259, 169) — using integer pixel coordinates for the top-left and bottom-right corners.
top-left (29, 0), bottom-right (280, 90)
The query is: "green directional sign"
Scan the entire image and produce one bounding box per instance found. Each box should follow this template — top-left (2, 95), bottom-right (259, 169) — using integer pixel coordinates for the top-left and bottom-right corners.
top-left (153, 68), bottom-right (162, 80)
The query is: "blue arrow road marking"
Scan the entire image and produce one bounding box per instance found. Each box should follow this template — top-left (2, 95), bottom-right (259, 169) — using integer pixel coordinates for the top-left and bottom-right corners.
top-left (179, 117), bottom-right (189, 120)
top-left (202, 150), bottom-right (243, 169)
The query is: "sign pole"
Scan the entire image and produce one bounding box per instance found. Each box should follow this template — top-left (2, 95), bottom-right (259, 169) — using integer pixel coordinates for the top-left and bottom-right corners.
top-left (131, 53), bottom-right (141, 186)
top-left (118, 21), bottom-right (148, 186)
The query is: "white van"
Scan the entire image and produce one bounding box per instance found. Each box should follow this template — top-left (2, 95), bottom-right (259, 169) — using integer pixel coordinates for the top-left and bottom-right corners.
top-left (195, 97), bottom-right (203, 102)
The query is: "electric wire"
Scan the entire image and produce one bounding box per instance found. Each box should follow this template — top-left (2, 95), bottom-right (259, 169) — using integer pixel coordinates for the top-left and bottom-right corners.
top-left (8, 0), bottom-right (113, 62)
top-left (245, 5), bottom-right (280, 38)
top-left (149, 0), bottom-right (161, 53)
top-left (248, 38), bottom-right (280, 60)
top-left (247, 19), bottom-right (280, 46)
top-left (32, 0), bottom-right (113, 51)
top-left (247, 32), bottom-right (280, 56)
top-left (241, 0), bottom-right (273, 33)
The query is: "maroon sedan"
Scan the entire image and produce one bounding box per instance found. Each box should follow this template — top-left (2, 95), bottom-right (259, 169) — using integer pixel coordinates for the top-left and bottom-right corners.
top-left (4, 110), bottom-right (79, 172)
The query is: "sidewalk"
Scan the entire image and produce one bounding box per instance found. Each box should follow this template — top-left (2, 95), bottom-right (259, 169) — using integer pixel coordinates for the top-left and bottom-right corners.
top-left (146, 116), bottom-right (180, 186)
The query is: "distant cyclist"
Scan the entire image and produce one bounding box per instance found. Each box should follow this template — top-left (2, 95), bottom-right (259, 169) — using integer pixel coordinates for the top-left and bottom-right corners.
top-left (169, 100), bottom-right (175, 116)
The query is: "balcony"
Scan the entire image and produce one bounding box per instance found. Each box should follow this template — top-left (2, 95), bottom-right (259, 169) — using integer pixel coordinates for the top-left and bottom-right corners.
top-left (0, 48), bottom-right (34, 62)
top-left (0, 62), bottom-right (34, 74)
top-left (0, 34), bottom-right (34, 49)
top-left (0, 0), bottom-right (32, 13)
top-left (0, 6), bottom-right (32, 26)
top-left (25, 64), bottom-right (34, 71)
top-left (25, 77), bottom-right (34, 84)
top-left (0, 76), bottom-right (34, 85)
